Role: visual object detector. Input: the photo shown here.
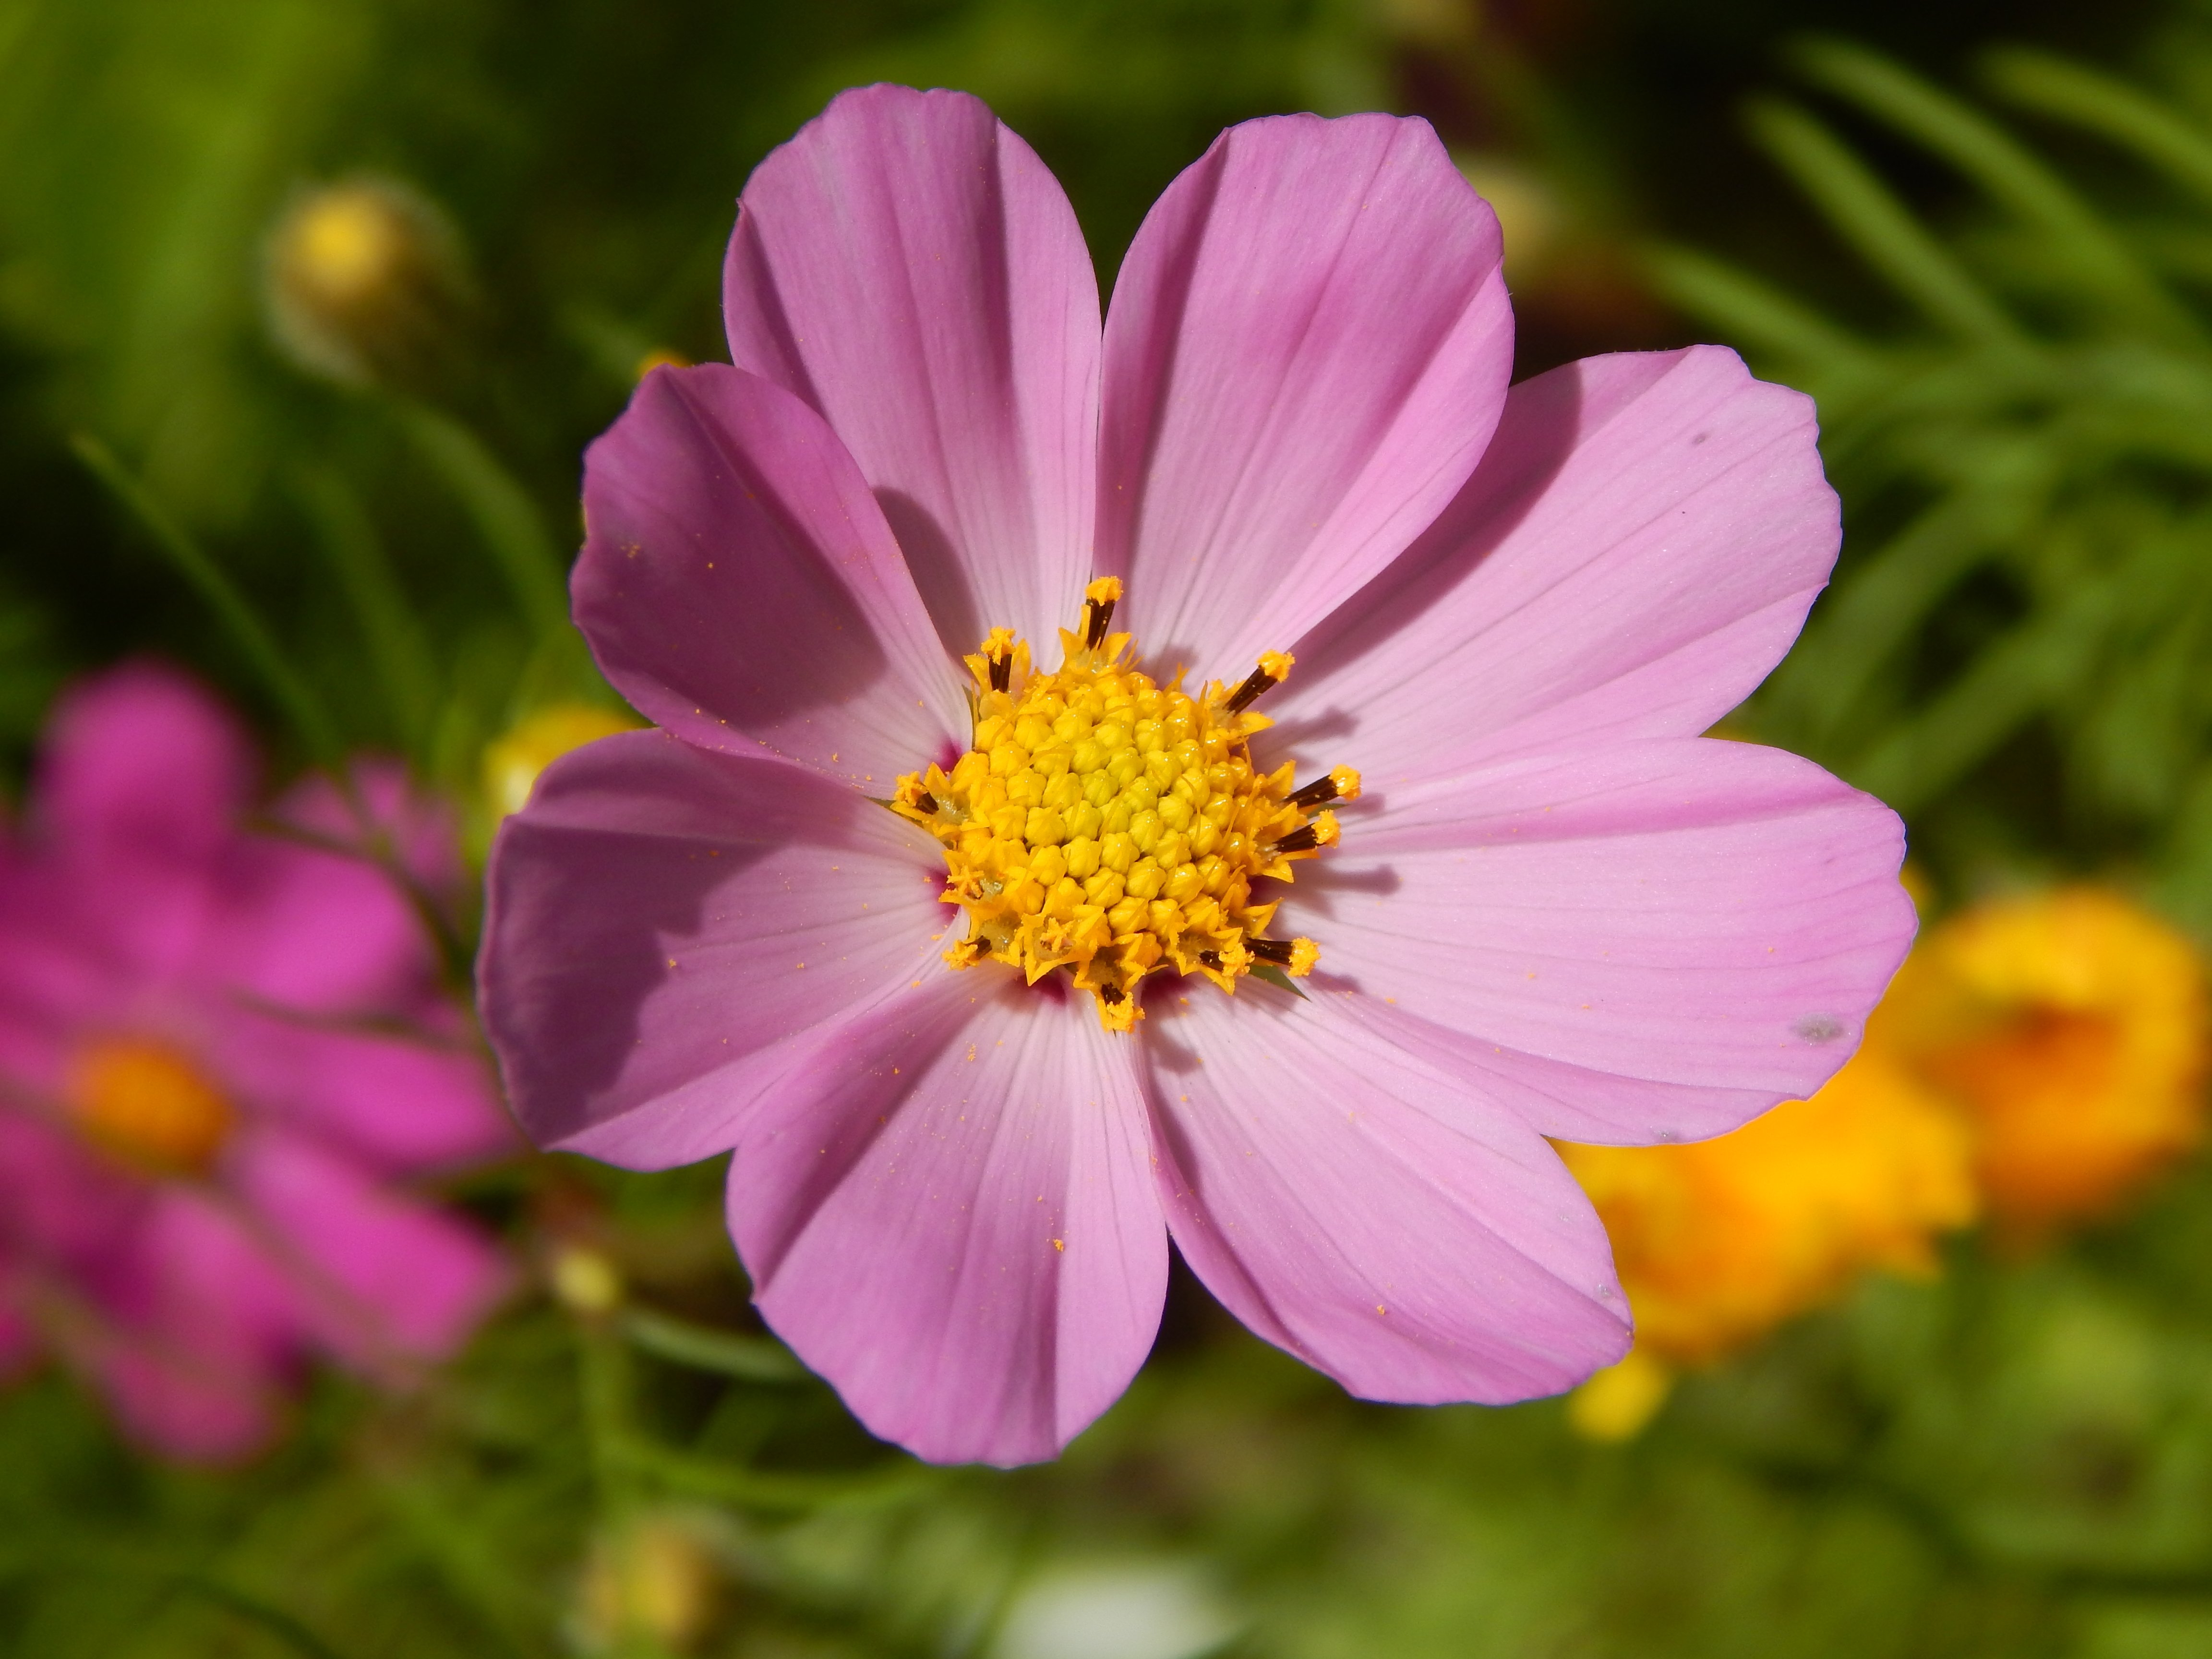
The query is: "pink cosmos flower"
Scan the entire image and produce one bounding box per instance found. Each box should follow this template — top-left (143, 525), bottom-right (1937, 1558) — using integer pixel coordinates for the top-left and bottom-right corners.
top-left (481, 86), bottom-right (1913, 1466)
top-left (0, 664), bottom-right (515, 1459)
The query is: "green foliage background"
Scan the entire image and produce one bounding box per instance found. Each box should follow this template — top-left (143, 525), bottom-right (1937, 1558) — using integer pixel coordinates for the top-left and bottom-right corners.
top-left (5, 0), bottom-right (2212, 1655)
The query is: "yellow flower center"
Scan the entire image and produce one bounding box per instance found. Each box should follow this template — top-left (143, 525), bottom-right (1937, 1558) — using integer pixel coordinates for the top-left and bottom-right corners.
top-left (68, 1038), bottom-right (236, 1176)
top-left (893, 578), bottom-right (1358, 1032)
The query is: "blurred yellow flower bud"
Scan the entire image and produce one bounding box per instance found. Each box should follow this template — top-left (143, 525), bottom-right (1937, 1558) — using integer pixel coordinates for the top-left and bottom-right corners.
top-left (1455, 153), bottom-right (1565, 289)
top-left (550, 1245), bottom-right (623, 1317)
top-left (1885, 886), bottom-right (2209, 1243)
top-left (1567, 1347), bottom-right (1674, 1443)
top-left (483, 704), bottom-right (640, 821)
top-left (575, 1511), bottom-right (729, 1655)
top-left (263, 177), bottom-right (474, 389)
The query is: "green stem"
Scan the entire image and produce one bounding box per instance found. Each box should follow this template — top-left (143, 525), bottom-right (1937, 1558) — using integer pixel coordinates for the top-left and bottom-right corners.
top-left (393, 401), bottom-right (571, 642)
top-left (622, 1308), bottom-right (810, 1383)
top-left (72, 433), bottom-right (348, 774)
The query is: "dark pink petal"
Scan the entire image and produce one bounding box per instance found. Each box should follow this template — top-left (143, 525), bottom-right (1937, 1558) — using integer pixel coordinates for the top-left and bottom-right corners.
top-left (88, 1190), bottom-right (300, 1462)
top-left (277, 760), bottom-right (468, 900)
top-left (0, 1293), bottom-right (33, 1377)
top-left (1142, 988), bottom-right (1628, 1403)
top-left (576, 364), bottom-right (966, 790)
top-left (209, 1014), bottom-right (514, 1174)
top-left (1273, 347), bottom-right (1838, 781)
top-left (1298, 738), bottom-right (1911, 1142)
top-left (231, 1131), bottom-right (509, 1365)
top-left (1098, 113), bottom-right (1510, 674)
top-left (481, 731), bottom-right (948, 1169)
top-left (201, 833), bottom-right (434, 1016)
top-left (732, 974), bottom-right (1166, 1466)
top-left (724, 85), bottom-right (1100, 653)
top-left (34, 662), bottom-right (256, 867)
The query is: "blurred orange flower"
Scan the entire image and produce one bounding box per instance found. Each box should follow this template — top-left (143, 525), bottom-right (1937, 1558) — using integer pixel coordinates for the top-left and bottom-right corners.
top-left (1561, 884), bottom-right (2209, 1440)
top-left (1883, 887), bottom-right (2209, 1243)
top-left (1559, 1042), bottom-right (1976, 1437)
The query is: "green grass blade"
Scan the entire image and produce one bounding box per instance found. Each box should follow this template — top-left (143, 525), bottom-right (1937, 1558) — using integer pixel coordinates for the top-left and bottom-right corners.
top-left (1849, 584), bottom-right (2113, 812)
top-left (1794, 37), bottom-right (2199, 339)
top-left (1747, 98), bottom-right (2020, 346)
top-left (72, 433), bottom-right (347, 771)
top-left (292, 464), bottom-right (440, 751)
top-left (1641, 243), bottom-right (1873, 366)
top-left (1983, 46), bottom-right (2212, 210)
top-left (394, 401), bottom-right (571, 642)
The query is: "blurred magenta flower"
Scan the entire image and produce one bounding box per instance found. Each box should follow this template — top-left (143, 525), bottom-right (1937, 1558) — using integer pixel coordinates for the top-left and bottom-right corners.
top-left (481, 86), bottom-right (1912, 1465)
top-left (0, 664), bottom-right (515, 1460)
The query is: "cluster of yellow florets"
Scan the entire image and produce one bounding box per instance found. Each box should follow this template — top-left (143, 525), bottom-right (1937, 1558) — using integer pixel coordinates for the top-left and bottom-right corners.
top-left (892, 579), bottom-right (1353, 1032)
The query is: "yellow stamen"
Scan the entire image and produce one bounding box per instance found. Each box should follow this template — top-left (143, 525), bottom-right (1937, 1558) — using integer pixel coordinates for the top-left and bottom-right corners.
top-left (894, 591), bottom-right (1347, 1031)
top-left (69, 1039), bottom-right (235, 1176)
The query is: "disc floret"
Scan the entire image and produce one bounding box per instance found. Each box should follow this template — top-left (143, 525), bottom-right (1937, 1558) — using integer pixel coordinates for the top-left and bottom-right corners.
top-left (893, 579), bottom-right (1356, 1032)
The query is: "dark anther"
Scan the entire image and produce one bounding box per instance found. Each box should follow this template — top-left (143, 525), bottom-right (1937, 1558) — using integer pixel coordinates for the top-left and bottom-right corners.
top-left (1198, 950), bottom-right (1223, 970)
top-left (1247, 938), bottom-right (1295, 966)
top-left (1287, 775), bottom-right (1340, 811)
top-left (1084, 594), bottom-right (1117, 649)
top-left (988, 652), bottom-right (1012, 693)
top-left (913, 791), bottom-right (939, 815)
top-left (1101, 984), bottom-right (1127, 1005)
top-left (1224, 662), bottom-right (1282, 714)
top-left (1269, 825), bottom-right (1323, 855)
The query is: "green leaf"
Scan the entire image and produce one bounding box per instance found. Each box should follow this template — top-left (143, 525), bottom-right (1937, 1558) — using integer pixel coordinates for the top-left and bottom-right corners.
top-left (1983, 46), bottom-right (2212, 212)
top-left (1793, 37), bottom-right (2200, 342)
top-left (1745, 97), bottom-right (2021, 346)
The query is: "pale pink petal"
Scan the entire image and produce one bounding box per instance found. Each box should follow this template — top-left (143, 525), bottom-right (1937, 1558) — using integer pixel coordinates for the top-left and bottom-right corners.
top-left (733, 972), bottom-right (1166, 1467)
top-left (1271, 347), bottom-right (1837, 783)
top-left (1295, 738), bottom-right (1911, 1142)
top-left (209, 1013), bottom-right (515, 1173)
top-left (481, 732), bottom-right (948, 1169)
top-left (1097, 112), bottom-right (1510, 674)
top-left (231, 1131), bottom-right (509, 1365)
top-left (35, 662), bottom-right (256, 866)
top-left (576, 363), bottom-right (966, 790)
top-left (1142, 987), bottom-right (1628, 1403)
top-left (724, 84), bottom-right (1100, 654)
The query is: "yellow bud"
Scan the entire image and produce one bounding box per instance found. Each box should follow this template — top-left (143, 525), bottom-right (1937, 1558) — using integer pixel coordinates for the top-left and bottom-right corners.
top-left (550, 1247), bottom-right (623, 1317)
top-left (263, 178), bottom-right (476, 389)
top-left (483, 704), bottom-right (642, 819)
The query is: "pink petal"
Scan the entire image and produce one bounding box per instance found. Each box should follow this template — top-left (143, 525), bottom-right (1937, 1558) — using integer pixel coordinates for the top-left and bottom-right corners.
top-left (230, 1131), bottom-right (509, 1366)
top-left (1097, 112), bottom-right (1510, 674)
top-left (34, 662), bottom-right (256, 866)
top-left (277, 760), bottom-right (469, 901)
top-left (201, 832), bottom-right (435, 1016)
top-left (1296, 738), bottom-right (1911, 1142)
top-left (0, 1292), bottom-right (34, 1377)
top-left (89, 1190), bottom-right (301, 1462)
top-left (1142, 987), bottom-right (1628, 1403)
top-left (576, 363), bottom-right (966, 790)
top-left (209, 1012), bottom-right (515, 1173)
top-left (481, 731), bottom-right (949, 1169)
top-left (724, 84), bottom-right (1100, 653)
top-left (733, 973), bottom-right (1166, 1467)
top-left (1272, 347), bottom-right (1838, 782)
